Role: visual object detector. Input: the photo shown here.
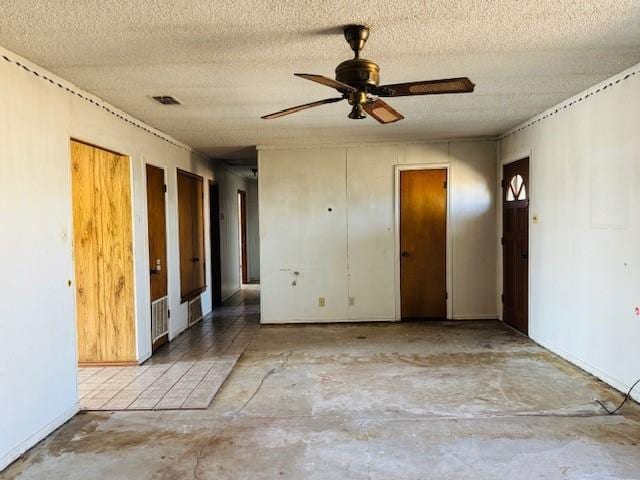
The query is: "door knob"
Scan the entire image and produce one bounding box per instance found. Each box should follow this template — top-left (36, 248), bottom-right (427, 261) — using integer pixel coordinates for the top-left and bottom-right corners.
top-left (521, 252), bottom-right (528, 259)
top-left (402, 251), bottom-right (410, 258)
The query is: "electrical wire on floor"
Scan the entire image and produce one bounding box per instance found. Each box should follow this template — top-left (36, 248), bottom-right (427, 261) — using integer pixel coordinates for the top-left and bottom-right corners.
top-left (596, 378), bottom-right (640, 415)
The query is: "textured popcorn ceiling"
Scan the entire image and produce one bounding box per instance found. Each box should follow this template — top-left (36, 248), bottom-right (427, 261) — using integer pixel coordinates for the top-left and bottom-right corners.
top-left (2, 0), bottom-right (640, 159)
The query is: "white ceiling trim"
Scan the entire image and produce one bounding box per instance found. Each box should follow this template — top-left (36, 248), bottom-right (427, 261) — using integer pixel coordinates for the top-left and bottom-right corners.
top-left (257, 136), bottom-right (499, 151)
top-left (501, 61), bottom-right (640, 139)
top-left (0, 45), bottom-right (194, 153)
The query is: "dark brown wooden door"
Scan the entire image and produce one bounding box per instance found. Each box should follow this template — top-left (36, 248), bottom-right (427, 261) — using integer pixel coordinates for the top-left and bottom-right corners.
top-left (400, 169), bottom-right (448, 319)
top-left (177, 169), bottom-right (206, 302)
top-left (209, 181), bottom-right (223, 306)
top-left (238, 190), bottom-right (248, 284)
top-left (146, 165), bottom-right (168, 302)
top-left (502, 158), bottom-right (529, 334)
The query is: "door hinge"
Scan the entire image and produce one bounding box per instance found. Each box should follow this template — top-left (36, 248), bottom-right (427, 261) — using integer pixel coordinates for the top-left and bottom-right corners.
top-left (444, 180), bottom-right (447, 189)
top-left (501, 294), bottom-right (504, 303)
top-left (445, 292), bottom-right (448, 300)
top-left (501, 237), bottom-right (504, 245)
top-left (500, 179), bottom-right (505, 189)
top-left (167, 309), bottom-right (171, 318)
top-left (162, 184), bottom-right (167, 193)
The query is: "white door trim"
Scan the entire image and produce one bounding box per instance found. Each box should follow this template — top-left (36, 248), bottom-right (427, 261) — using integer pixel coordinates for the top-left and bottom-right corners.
top-left (394, 163), bottom-right (453, 320)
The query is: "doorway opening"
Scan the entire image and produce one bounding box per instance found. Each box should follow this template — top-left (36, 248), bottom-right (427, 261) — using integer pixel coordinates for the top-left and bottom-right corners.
top-left (237, 189), bottom-right (248, 286)
top-left (146, 164), bottom-right (169, 352)
top-left (502, 158), bottom-right (530, 335)
top-left (209, 181), bottom-right (223, 306)
top-left (398, 167), bottom-right (449, 320)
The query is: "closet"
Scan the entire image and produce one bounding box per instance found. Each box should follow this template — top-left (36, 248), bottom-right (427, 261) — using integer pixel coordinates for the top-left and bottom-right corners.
top-left (71, 140), bottom-right (136, 365)
top-left (177, 169), bottom-right (206, 302)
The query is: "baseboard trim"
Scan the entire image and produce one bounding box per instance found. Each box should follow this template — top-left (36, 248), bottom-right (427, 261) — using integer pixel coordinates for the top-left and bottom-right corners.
top-left (261, 317), bottom-right (395, 325)
top-left (222, 288), bottom-right (241, 303)
top-left (451, 314), bottom-right (499, 320)
top-left (530, 333), bottom-right (640, 403)
top-left (78, 360), bottom-right (138, 367)
top-left (1, 403), bottom-right (79, 472)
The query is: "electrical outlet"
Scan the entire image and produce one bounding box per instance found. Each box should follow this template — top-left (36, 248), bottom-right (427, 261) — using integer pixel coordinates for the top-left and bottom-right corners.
top-left (318, 297), bottom-right (325, 307)
top-left (348, 297), bottom-right (355, 306)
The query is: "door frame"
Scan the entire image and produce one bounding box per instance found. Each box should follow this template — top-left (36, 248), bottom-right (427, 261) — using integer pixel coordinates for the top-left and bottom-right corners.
top-left (394, 163), bottom-right (453, 321)
top-left (144, 162), bottom-right (172, 349)
top-left (499, 150), bottom-right (533, 335)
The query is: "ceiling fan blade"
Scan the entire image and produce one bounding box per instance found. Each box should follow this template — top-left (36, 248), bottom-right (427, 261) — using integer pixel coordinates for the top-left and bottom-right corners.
top-left (294, 73), bottom-right (356, 93)
top-left (377, 77), bottom-right (475, 97)
top-left (261, 97), bottom-right (344, 119)
top-left (363, 99), bottom-right (404, 124)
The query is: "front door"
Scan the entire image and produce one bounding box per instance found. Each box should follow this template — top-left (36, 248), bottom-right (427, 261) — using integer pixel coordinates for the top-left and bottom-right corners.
top-left (400, 168), bottom-right (448, 319)
top-left (146, 164), bottom-right (169, 351)
top-left (502, 158), bottom-right (529, 334)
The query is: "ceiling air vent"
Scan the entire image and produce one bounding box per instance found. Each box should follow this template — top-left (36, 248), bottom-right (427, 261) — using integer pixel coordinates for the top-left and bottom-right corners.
top-left (152, 95), bottom-right (181, 105)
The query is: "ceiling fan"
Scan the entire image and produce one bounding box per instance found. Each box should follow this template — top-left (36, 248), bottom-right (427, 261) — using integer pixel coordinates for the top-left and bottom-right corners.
top-left (261, 25), bottom-right (475, 124)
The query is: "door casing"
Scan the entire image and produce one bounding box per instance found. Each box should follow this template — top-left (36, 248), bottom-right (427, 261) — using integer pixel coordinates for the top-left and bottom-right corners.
top-left (394, 163), bottom-right (452, 320)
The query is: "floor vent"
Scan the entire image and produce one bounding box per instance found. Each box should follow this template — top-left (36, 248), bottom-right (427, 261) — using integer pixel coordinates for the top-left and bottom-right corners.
top-left (151, 296), bottom-right (169, 342)
top-left (188, 296), bottom-right (203, 326)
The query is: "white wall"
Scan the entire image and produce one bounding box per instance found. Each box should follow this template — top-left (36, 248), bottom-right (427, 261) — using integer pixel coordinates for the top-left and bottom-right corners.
top-left (0, 46), bottom-right (245, 470)
top-left (499, 63), bottom-right (640, 401)
top-left (258, 141), bottom-right (497, 323)
top-left (0, 50), bottom-right (78, 472)
top-left (247, 179), bottom-right (260, 282)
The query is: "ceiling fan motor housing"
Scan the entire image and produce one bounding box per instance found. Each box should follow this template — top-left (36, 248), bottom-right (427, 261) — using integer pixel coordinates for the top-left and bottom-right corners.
top-left (335, 58), bottom-right (380, 90)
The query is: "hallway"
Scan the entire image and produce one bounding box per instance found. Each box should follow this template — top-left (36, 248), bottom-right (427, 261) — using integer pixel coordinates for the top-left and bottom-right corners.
top-left (77, 289), bottom-right (260, 410)
top-left (5, 304), bottom-right (640, 478)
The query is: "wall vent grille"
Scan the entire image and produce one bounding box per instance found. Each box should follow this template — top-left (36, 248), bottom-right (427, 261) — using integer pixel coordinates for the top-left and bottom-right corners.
top-left (151, 296), bottom-right (169, 342)
top-left (188, 296), bottom-right (203, 326)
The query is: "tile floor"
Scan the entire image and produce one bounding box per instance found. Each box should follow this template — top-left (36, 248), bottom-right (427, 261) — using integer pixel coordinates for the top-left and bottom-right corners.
top-left (77, 288), bottom-right (260, 411)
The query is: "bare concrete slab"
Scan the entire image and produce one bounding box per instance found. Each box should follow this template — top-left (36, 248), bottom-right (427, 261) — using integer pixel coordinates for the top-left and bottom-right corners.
top-left (3, 320), bottom-right (640, 479)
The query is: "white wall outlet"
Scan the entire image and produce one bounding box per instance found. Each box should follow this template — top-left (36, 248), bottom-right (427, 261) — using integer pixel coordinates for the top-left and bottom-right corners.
top-left (318, 297), bottom-right (325, 307)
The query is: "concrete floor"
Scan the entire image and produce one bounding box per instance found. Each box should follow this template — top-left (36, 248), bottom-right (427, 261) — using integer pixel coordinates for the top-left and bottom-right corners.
top-left (77, 297), bottom-right (259, 410)
top-left (3, 314), bottom-right (640, 479)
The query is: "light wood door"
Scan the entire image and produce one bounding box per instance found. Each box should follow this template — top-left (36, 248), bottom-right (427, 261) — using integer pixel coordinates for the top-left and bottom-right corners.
top-left (146, 165), bottom-right (168, 302)
top-left (502, 158), bottom-right (529, 334)
top-left (71, 140), bottom-right (136, 364)
top-left (400, 169), bottom-right (448, 319)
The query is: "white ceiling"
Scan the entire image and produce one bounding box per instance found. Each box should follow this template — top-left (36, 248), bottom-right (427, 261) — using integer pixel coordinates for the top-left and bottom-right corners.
top-left (2, 0), bottom-right (640, 160)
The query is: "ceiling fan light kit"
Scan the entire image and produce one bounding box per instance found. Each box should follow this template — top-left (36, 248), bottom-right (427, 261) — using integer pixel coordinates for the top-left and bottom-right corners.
top-left (261, 25), bottom-right (475, 124)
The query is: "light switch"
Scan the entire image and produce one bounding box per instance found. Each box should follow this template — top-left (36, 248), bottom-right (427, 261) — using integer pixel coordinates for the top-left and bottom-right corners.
top-left (318, 297), bottom-right (325, 307)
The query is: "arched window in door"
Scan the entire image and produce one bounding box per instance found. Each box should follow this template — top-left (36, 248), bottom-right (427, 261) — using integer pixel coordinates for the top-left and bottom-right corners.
top-left (506, 174), bottom-right (527, 201)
